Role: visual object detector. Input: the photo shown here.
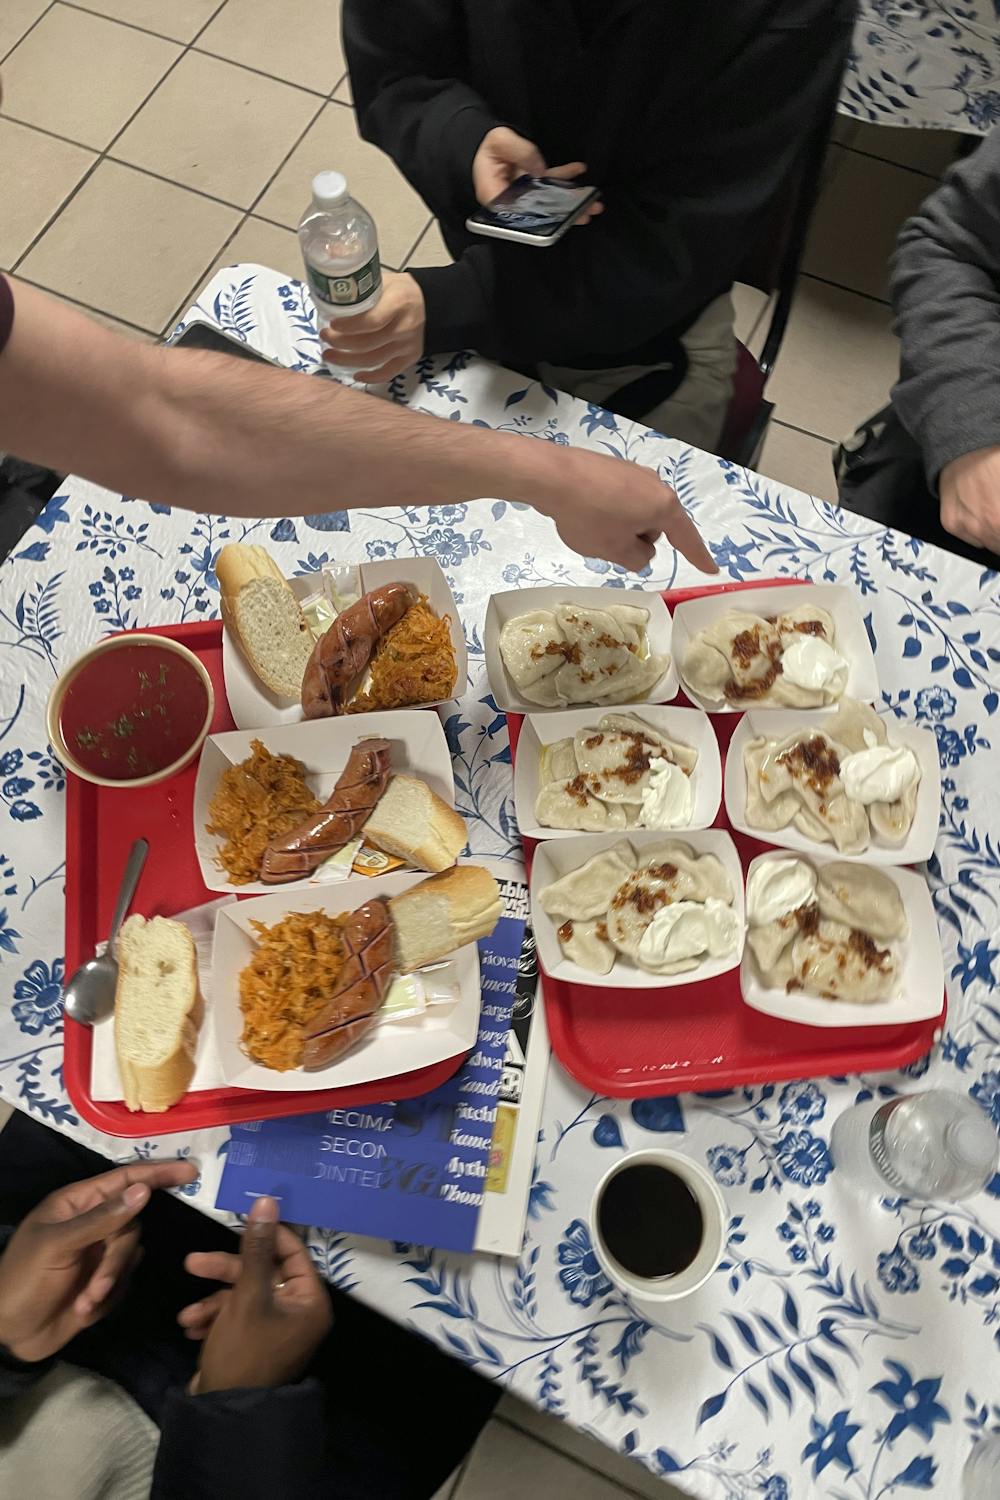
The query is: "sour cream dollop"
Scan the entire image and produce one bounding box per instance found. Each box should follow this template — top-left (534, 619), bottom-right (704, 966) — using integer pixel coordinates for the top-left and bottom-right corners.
top-left (637, 898), bottom-right (741, 969)
top-left (640, 757), bottom-right (693, 829)
top-left (781, 635), bottom-right (848, 693)
top-left (839, 744), bottom-right (920, 805)
top-left (747, 858), bottom-right (817, 926)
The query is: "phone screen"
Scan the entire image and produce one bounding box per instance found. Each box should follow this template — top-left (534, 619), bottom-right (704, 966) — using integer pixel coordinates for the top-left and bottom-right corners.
top-left (468, 174), bottom-right (598, 238)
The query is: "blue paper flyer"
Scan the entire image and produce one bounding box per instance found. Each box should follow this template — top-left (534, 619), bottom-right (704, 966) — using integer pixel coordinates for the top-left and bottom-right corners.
top-left (215, 861), bottom-right (535, 1253)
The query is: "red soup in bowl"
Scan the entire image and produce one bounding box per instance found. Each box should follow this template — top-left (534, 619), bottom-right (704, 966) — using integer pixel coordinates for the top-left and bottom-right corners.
top-left (48, 634), bottom-right (214, 788)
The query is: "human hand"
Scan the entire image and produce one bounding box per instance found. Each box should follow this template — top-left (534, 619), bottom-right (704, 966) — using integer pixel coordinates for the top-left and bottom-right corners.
top-left (320, 272), bottom-right (425, 384)
top-left (180, 1196), bottom-right (332, 1394)
top-left (0, 1159), bottom-right (197, 1363)
top-left (472, 126), bottom-right (603, 225)
top-left (939, 447), bottom-right (1000, 555)
top-left (531, 445), bottom-right (716, 574)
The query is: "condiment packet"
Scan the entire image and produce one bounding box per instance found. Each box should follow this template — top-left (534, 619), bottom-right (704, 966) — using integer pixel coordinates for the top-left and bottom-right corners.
top-left (310, 838), bottom-right (407, 884)
top-left (320, 563), bottom-right (362, 613)
top-left (299, 590), bottom-right (337, 637)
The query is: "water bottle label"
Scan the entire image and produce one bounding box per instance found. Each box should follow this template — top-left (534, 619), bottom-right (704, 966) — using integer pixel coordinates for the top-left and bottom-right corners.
top-left (306, 252), bottom-right (382, 308)
top-left (869, 1097), bottom-right (907, 1189)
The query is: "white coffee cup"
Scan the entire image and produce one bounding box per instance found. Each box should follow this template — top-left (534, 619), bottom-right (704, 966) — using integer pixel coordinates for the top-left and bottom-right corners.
top-left (590, 1148), bottom-right (726, 1304)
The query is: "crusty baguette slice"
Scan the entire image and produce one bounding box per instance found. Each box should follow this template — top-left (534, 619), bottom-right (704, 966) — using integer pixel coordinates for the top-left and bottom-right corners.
top-left (363, 774), bottom-right (467, 874)
top-left (215, 543), bottom-right (314, 700)
top-left (389, 865), bottom-right (502, 970)
top-left (115, 914), bottom-right (200, 1113)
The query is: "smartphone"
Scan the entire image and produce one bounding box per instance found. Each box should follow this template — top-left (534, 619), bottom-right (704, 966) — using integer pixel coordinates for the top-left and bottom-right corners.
top-left (171, 321), bottom-right (282, 365)
top-left (465, 174), bottom-right (600, 247)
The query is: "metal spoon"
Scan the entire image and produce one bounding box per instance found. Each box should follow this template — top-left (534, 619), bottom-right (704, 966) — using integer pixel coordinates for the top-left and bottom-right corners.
top-left (63, 838), bottom-right (149, 1026)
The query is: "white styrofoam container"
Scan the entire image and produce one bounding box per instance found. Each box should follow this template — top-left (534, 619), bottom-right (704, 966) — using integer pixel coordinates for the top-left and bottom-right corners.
top-left (529, 828), bottom-right (745, 990)
top-left (671, 583), bottom-right (879, 712)
top-left (484, 585), bottom-right (676, 713)
top-left (222, 556), bottom-right (467, 730)
top-left (725, 708), bottom-right (940, 866)
top-left (193, 710), bottom-right (456, 895)
top-left (740, 849), bottom-right (944, 1029)
top-left (513, 704), bottom-right (721, 840)
top-left (209, 869), bottom-right (480, 1090)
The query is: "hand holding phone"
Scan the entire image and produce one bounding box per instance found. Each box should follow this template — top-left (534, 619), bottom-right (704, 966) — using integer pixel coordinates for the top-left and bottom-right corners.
top-left (467, 174), bottom-right (602, 247)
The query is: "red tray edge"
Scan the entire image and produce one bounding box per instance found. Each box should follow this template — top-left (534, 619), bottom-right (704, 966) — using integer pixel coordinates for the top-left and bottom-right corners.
top-left (517, 575), bottom-right (947, 1098)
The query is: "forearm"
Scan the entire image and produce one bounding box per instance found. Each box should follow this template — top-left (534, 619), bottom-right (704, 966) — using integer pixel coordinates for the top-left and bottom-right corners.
top-left (0, 278), bottom-right (567, 521)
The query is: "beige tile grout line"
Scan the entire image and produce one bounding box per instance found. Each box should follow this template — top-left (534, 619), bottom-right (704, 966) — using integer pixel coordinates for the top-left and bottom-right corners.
top-left (0, 0), bottom-right (59, 65)
top-left (7, 0), bottom-right (233, 292)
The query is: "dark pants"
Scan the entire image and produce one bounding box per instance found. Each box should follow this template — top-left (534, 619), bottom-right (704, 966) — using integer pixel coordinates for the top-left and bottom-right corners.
top-left (0, 1112), bottom-right (498, 1500)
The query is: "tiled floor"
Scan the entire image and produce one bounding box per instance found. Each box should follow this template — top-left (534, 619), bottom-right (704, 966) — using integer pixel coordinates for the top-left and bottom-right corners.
top-left (0, 4), bottom-right (972, 1493)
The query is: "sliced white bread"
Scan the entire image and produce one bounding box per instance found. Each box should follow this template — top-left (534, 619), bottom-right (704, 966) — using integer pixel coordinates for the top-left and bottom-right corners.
top-left (364, 774), bottom-right (467, 873)
top-left (115, 914), bottom-right (200, 1113)
top-left (389, 865), bottom-right (502, 970)
top-left (215, 543), bottom-right (314, 700)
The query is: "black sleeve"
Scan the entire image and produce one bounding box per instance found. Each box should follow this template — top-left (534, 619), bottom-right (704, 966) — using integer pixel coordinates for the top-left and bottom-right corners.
top-left (343, 0), bottom-right (501, 226)
top-left (890, 130), bottom-right (1000, 488)
top-left (151, 1381), bottom-right (331, 1500)
top-left (0, 276), bottom-right (14, 358)
top-left (383, 9), bottom-right (852, 368)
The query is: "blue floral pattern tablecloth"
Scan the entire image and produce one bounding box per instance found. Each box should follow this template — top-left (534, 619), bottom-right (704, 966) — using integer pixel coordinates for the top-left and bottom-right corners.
top-left (847, 3), bottom-right (1000, 133)
top-left (2, 265), bottom-right (999, 1498)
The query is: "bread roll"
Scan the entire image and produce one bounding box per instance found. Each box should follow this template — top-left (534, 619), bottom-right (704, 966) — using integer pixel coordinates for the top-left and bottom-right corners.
top-left (389, 866), bottom-right (502, 970)
top-left (115, 914), bottom-right (200, 1112)
top-left (363, 774), bottom-right (467, 873)
top-left (215, 543), bottom-right (314, 700)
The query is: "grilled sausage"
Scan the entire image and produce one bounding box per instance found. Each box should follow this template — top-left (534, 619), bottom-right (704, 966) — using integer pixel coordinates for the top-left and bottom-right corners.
top-left (301, 899), bottom-right (396, 1069)
top-left (260, 739), bottom-right (392, 883)
top-left (301, 582), bottom-right (415, 718)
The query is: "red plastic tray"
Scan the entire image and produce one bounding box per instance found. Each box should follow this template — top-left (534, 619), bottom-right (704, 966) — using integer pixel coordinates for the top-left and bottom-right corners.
top-left (512, 578), bottom-right (946, 1098)
top-left (64, 620), bottom-right (465, 1137)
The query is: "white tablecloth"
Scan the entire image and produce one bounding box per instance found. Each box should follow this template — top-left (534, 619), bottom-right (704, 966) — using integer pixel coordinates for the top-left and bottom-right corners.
top-left (846, 3), bottom-right (1000, 133)
top-left (1, 265), bottom-right (998, 1498)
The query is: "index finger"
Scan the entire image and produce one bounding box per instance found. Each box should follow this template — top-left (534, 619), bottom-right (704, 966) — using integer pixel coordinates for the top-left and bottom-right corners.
top-left (544, 160), bottom-right (587, 180)
top-left (48, 1160), bottom-right (199, 1221)
top-left (657, 489), bottom-right (717, 575)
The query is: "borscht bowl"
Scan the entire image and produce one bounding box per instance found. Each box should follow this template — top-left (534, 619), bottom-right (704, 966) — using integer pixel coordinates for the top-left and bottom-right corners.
top-left (47, 633), bottom-right (215, 789)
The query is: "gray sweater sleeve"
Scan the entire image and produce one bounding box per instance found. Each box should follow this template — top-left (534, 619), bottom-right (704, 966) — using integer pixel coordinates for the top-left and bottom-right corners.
top-left (890, 130), bottom-right (1000, 489)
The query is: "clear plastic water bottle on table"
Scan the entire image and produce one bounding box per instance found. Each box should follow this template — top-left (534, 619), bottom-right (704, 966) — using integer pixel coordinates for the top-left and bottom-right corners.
top-left (831, 1090), bottom-right (998, 1200)
top-left (298, 170), bottom-right (381, 373)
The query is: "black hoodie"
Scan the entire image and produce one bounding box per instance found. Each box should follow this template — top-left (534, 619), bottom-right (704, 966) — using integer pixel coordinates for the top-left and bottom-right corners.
top-left (344, 0), bottom-right (857, 369)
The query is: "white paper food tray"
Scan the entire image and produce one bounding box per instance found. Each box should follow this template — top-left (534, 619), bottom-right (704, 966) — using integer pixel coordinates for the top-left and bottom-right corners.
top-left (484, 585), bottom-right (676, 713)
top-left (671, 583), bottom-right (879, 712)
top-left (740, 849), bottom-right (944, 1029)
top-left (725, 709), bottom-right (940, 866)
top-left (223, 556), bottom-right (467, 730)
top-left (210, 869), bottom-right (481, 1091)
top-left (529, 828), bottom-right (744, 990)
top-left (193, 710), bottom-right (456, 895)
top-left (513, 704), bottom-right (721, 841)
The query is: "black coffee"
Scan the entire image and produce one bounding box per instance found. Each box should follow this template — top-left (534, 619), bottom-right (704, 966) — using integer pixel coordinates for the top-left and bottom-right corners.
top-left (598, 1164), bottom-right (703, 1280)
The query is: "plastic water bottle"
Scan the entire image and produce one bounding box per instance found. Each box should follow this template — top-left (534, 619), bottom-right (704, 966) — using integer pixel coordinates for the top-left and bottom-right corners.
top-left (298, 170), bottom-right (381, 367)
top-left (964, 1436), bottom-right (1000, 1499)
top-left (830, 1090), bottom-right (998, 1200)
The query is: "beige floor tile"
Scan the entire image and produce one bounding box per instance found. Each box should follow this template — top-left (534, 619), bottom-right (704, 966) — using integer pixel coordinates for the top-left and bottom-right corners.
top-left (0, 0), bottom-right (48, 59)
top-left (457, 1419), bottom-right (675, 1500)
top-left (198, 0), bottom-right (346, 96)
top-left (406, 219), bottom-right (452, 269)
top-left (257, 102), bottom-right (431, 269)
top-left (114, 52), bottom-right (319, 209)
top-left (203, 215), bottom-right (305, 289)
top-left (0, 118), bottom-right (95, 268)
top-left (497, 1401), bottom-right (684, 1500)
top-left (802, 145), bottom-right (935, 303)
top-left (832, 116), bottom-right (964, 179)
top-left (65, 0), bottom-right (222, 43)
top-left (333, 73), bottom-right (352, 106)
top-left (1, 4), bottom-right (180, 150)
top-left (20, 160), bottom-right (240, 333)
top-left (757, 419), bottom-right (837, 503)
top-left (766, 275), bottom-right (899, 444)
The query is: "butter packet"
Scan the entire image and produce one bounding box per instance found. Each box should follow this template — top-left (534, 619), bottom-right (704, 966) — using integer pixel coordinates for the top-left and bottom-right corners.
top-left (351, 845), bottom-right (407, 878)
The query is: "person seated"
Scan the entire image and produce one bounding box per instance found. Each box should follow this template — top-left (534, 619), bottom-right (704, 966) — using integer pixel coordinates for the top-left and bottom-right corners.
top-left (0, 1112), bottom-right (497, 1499)
top-left (335, 0), bottom-right (856, 453)
top-left (837, 130), bottom-right (1000, 570)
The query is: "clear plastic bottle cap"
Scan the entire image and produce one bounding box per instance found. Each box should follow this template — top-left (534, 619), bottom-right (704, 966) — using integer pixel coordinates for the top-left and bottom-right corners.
top-left (948, 1115), bottom-right (999, 1178)
top-left (312, 171), bottom-right (348, 209)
